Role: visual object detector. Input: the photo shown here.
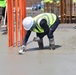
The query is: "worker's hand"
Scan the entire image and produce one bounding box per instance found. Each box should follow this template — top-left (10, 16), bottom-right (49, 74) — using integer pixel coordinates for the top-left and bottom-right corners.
top-left (18, 45), bottom-right (26, 54)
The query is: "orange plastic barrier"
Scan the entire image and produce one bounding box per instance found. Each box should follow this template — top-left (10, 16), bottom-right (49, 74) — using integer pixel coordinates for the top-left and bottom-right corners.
top-left (7, 0), bottom-right (26, 47)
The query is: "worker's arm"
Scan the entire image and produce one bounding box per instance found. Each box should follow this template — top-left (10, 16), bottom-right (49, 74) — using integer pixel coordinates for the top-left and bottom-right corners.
top-left (40, 19), bottom-right (49, 34)
top-left (22, 30), bottom-right (31, 46)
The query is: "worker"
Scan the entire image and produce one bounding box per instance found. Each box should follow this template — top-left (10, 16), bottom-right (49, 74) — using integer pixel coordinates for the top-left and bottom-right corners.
top-left (19, 13), bottom-right (60, 54)
top-left (0, 0), bottom-right (6, 21)
top-left (0, 0), bottom-right (7, 34)
top-left (0, 0), bottom-right (7, 23)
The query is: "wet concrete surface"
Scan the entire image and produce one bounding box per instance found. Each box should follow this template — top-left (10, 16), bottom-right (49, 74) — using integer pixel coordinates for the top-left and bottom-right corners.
top-left (0, 24), bottom-right (76, 75)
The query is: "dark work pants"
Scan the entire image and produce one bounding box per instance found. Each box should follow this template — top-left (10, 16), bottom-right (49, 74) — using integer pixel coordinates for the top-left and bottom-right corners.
top-left (0, 7), bottom-right (2, 20)
top-left (2, 7), bottom-right (7, 24)
top-left (2, 7), bottom-right (7, 32)
top-left (36, 17), bottom-right (60, 39)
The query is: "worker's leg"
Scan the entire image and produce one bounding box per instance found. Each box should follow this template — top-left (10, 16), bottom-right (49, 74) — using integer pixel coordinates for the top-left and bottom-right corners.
top-left (49, 38), bottom-right (55, 50)
top-left (2, 7), bottom-right (7, 25)
top-left (36, 33), bottom-right (47, 49)
top-left (0, 7), bottom-right (2, 22)
top-left (2, 7), bottom-right (7, 34)
top-left (48, 17), bottom-right (60, 49)
top-left (37, 38), bottom-right (44, 49)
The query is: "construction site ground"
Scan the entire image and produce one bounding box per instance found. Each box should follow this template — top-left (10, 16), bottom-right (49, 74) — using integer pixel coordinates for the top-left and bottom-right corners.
top-left (0, 23), bottom-right (76, 75)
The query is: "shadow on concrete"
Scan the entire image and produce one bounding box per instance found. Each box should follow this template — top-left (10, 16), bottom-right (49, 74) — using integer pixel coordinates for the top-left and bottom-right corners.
top-left (25, 45), bottom-right (62, 52)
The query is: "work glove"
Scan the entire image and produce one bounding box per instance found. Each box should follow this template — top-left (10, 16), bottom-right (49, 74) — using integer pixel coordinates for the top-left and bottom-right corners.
top-left (18, 45), bottom-right (26, 55)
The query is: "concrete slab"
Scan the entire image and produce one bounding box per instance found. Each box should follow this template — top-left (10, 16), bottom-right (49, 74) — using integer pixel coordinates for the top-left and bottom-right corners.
top-left (0, 24), bottom-right (76, 75)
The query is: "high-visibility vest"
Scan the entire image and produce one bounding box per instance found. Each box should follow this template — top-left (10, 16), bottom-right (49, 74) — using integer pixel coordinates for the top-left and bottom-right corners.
top-left (55, 0), bottom-right (60, 4)
top-left (73, 0), bottom-right (76, 3)
top-left (44, 0), bottom-right (50, 3)
top-left (32, 13), bottom-right (56, 33)
top-left (44, 0), bottom-right (53, 4)
top-left (49, 0), bottom-right (53, 4)
top-left (0, 0), bottom-right (6, 7)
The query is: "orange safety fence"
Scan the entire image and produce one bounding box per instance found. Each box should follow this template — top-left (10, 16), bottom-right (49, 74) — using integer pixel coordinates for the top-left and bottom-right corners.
top-left (7, 0), bottom-right (26, 47)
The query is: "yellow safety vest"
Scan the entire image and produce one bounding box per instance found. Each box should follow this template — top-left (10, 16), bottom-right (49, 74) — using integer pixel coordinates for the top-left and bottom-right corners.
top-left (56, 0), bottom-right (60, 4)
top-left (44, 0), bottom-right (50, 3)
top-left (44, 0), bottom-right (53, 4)
top-left (73, 0), bottom-right (76, 3)
top-left (32, 13), bottom-right (56, 33)
top-left (49, 0), bottom-right (53, 4)
top-left (0, 0), bottom-right (6, 7)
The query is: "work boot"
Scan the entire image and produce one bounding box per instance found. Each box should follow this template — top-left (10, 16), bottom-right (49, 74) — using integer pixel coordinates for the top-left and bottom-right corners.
top-left (18, 46), bottom-right (26, 54)
top-left (2, 31), bottom-right (7, 35)
top-left (38, 39), bottom-right (44, 49)
top-left (1, 25), bottom-right (7, 28)
top-left (33, 37), bottom-right (44, 49)
top-left (73, 26), bottom-right (76, 29)
top-left (49, 38), bottom-right (55, 50)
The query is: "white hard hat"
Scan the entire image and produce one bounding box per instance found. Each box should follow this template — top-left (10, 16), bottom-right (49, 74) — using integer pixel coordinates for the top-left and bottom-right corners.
top-left (22, 17), bottom-right (34, 30)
